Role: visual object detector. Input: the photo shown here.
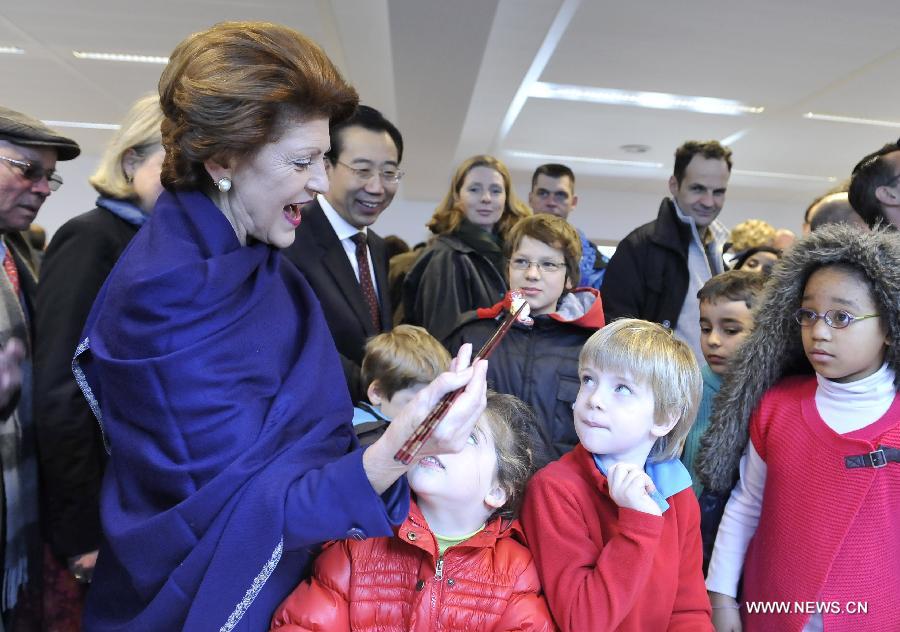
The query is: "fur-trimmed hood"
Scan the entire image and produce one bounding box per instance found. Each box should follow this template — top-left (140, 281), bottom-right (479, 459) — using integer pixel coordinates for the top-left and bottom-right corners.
top-left (696, 224), bottom-right (900, 492)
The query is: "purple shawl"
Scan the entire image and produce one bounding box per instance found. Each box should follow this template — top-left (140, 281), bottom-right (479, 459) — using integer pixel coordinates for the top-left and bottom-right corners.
top-left (76, 190), bottom-right (408, 631)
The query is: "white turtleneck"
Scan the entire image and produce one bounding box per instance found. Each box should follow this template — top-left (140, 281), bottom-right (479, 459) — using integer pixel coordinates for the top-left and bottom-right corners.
top-left (706, 364), bottom-right (896, 631)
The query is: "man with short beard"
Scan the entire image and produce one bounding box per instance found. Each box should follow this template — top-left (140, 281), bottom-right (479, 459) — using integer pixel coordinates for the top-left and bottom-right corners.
top-left (602, 140), bottom-right (732, 362)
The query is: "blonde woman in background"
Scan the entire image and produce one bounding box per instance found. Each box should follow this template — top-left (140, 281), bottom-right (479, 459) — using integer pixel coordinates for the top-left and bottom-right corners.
top-left (403, 155), bottom-right (531, 340)
top-left (33, 93), bottom-right (164, 625)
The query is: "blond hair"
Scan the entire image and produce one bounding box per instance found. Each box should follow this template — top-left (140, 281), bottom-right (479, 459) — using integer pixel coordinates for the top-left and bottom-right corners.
top-left (427, 155), bottom-right (531, 241)
top-left (505, 213), bottom-right (583, 287)
top-left (578, 319), bottom-right (701, 462)
top-left (361, 325), bottom-right (450, 399)
top-left (89, 94), bottom-right (164, 199)
top-left (729, 219), bottom-right (776, 253)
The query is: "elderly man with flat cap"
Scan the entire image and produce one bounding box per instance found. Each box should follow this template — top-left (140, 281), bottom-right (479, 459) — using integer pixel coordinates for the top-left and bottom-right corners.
top-left (0, 105), bottom-right (78, 625)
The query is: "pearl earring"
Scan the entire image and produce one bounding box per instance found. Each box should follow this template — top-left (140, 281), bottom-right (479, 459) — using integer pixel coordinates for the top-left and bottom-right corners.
top-left (216, 177), bottom-right (232, 192)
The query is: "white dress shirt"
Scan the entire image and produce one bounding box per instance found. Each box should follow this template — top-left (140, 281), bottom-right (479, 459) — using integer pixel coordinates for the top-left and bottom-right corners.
top-left (318, 194), bottom-right (380, 296)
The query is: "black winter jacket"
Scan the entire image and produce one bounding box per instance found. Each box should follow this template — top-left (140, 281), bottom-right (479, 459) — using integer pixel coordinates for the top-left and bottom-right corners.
top-left (444, 289), bottom-right (605, 462)
top-left (403, 233), bottom-right (507, 341)
top-left (601, 198), bottom-right (696, 330)
top-left (34, 206), bottom-right (140, 558)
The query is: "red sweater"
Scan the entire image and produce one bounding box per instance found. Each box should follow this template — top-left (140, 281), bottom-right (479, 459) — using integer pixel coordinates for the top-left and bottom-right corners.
top-left (520, 445), bottom-right (712, 632)
top-left (743, 376), bottom-right (900, 631)
top-left (270, 501), bottom-right (556, 632)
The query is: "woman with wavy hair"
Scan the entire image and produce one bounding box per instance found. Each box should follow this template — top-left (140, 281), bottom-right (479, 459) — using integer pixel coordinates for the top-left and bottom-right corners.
top-left (404, 155), bottom-right (531, 340)
top-left (74, 22), bottom-right (487, 631)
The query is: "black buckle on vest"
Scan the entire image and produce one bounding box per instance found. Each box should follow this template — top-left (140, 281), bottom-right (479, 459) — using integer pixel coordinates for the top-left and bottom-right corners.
top-left (869, 449), bottom-right (887, 468)
top-left (844, 445), bottom-right (899, 469)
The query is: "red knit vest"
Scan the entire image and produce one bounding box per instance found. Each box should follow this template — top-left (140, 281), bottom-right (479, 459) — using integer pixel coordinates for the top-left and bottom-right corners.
top-left (742, 376), bottom-right (900, 631)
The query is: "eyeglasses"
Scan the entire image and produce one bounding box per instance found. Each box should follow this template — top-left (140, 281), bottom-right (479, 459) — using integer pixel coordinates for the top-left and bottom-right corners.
top-left (793, 308), bottom-right (879, 329)
top-left (0, 155), bottom-right (63, 191)
top-left (510, 257), bottom-right (566, 273)
top-left (532, 189), bottom-right (571, 203)
top-left (336, 160), bottom-right (404, 185)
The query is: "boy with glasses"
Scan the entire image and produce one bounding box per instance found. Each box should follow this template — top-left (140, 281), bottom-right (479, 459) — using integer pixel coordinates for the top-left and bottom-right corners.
top-left (445, 214), bottom-right (605, 462)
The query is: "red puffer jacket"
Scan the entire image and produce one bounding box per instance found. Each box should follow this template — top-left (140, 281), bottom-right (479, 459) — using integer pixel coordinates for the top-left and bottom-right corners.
top-left (270, 501), bottom-right (556, 631)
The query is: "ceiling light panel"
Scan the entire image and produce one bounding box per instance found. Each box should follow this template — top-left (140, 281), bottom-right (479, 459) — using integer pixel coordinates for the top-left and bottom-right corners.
top-left (0, 46), bottom-right (24, 55)
top-left (507, 150), bottom-right (663, 169)
top-left (530, 82), bottom-right (764, 116)
top-left (803, 112), bottom-right (900, 129)
top-left (42, 120), bottom-right (120, 130)
top-left (72, 51), bottom-right (169, 64)
top-left (732, 169), bottom-right (836, 183)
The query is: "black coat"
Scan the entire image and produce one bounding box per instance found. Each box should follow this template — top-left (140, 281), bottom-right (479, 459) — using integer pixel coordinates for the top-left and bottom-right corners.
top-left (601, 198), bottom-right (694, 330)
top-left (403, 233), bottom-right (507, 341)
top-left (282, 200), bottom-right (391, 401)
top-left (33, 206), bottom-right (140, 558)
top-left (444, 289), bottom-right (605, 462)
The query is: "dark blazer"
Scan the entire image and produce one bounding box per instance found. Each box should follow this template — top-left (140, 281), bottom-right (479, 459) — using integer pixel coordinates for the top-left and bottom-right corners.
top-left (33, 207), bottom-right (140, 558)
top-left (282, 200), bottom-right (392, 400)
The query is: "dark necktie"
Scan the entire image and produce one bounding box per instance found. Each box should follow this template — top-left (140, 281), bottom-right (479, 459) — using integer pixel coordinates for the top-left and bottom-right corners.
top-left (350, 232), bottom-right (381, 331)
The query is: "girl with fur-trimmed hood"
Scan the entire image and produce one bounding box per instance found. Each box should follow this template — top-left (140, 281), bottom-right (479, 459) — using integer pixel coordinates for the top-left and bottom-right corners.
top-left (696, 224), bottom-right (900, 632)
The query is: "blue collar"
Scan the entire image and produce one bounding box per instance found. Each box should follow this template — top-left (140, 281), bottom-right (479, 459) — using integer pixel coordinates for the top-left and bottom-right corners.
top-left (593, 454), bottom-right (693, 513)
top-left (701, 363), bottom-right (723, 389)
top-left (97, 196), bottom-right (149, 226)
top-left (352, 402), bottom-right (390, 426)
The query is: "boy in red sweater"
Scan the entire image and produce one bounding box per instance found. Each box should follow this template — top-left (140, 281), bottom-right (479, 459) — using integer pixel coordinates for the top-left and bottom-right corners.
top-left (521, 319), bottom-right (713, 631)
top-left (271, 392), bottom-right (556, 631)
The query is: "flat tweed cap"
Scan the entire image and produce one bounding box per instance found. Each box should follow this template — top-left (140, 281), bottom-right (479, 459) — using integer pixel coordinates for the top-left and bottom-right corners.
top-left (0, 106), bottom-right (80, 160)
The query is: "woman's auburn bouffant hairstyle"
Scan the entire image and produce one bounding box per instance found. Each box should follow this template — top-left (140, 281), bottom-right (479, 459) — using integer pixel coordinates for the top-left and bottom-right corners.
top-left (89, 93), bottom-right (164, 199)
top-left (696, 224), bottom-right (900, 493)
top-left (158, 21), bottom-right (359, 191)
top-left (426, 155), bottom-right (532, 241)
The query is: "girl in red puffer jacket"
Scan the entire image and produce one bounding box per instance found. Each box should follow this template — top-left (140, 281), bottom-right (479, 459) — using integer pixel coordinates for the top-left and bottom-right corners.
top-left (271, 392), bottom-right (556, 631)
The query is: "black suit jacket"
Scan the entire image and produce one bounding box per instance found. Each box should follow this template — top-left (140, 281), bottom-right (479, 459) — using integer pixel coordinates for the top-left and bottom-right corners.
top-left (282, 200), bottom-right (392, 400)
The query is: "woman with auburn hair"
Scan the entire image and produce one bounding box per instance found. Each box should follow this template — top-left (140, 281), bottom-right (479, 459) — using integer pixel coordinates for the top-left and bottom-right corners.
top-left (33, 93), bottom-right (164, 624)
top-left (74, 22), bottom-right (487, 632)
top-left (403, 155), bottom-right (531, 340)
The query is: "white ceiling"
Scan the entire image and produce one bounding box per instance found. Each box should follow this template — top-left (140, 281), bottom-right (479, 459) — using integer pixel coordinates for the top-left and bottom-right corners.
top-left (3, 0), bottom-right (900, 243)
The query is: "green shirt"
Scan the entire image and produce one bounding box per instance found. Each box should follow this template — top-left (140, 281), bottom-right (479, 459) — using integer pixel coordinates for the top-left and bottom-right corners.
top-left (433, 525), bottom-right (485, 555)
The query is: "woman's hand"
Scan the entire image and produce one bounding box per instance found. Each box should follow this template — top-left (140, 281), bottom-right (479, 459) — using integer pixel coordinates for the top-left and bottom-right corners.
top-left (68, 550), bottom-right (99, 584)
top-left (362, 343), bottom-right (488, 494)
top-left (709, 591), bottom-right (742, 632)
top-left (607, 462), bottom-right (662, 516)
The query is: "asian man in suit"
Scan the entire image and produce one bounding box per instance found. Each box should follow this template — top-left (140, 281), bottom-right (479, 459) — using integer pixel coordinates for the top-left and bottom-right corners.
top-left (283, 105), bottom-right (404, 400)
